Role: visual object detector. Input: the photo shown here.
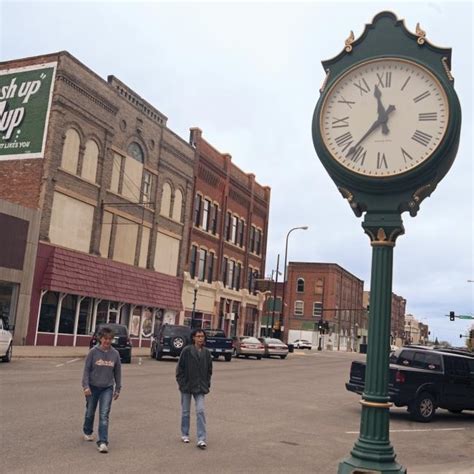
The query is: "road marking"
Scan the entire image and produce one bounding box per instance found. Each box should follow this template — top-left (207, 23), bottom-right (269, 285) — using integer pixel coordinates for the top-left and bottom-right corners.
top-left (345, 428), bottom-right (466, 434)
top-left (66, 358), bottom-right (80, 364)
top-left (55, 363), bottom-right (64, 367)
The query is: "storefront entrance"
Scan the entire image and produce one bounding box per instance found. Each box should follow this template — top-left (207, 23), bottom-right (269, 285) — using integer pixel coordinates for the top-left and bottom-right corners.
top-left (0, 281), bottom-right (19, 328)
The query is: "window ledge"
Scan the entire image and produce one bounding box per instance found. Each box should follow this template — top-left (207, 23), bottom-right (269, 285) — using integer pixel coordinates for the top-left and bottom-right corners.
top-left (160, 213), bottom-right (184, 226)
top-left (58, 167), bottom-right (100, 188)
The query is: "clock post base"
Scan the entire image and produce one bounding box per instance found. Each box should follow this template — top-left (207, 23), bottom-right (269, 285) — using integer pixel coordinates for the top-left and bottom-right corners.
top-left (338, 455), bottom-right (406, 474)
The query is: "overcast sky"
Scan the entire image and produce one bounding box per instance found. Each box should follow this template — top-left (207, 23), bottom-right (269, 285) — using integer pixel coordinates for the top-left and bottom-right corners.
top-left (1, 1), bottom-right (472, 345)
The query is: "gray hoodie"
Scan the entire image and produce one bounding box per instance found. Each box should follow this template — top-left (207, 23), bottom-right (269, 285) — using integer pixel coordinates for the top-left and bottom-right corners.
top-left (82, 346), bottom-right (122, 392)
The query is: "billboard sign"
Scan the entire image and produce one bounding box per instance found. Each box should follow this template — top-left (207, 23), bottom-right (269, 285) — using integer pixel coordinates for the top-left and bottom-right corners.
top-left (0, 62), bottom-right (56, 161)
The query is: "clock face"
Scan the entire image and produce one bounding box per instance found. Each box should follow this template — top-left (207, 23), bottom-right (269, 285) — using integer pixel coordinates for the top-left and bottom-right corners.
top-left (320, 58), bottom-right (449, 177)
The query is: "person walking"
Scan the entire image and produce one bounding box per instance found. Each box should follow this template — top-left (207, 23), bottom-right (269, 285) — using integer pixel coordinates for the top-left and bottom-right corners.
top-left (176, 328), bottom-right (213, 449)
top-left (82, 326), bottom-right (122, 453)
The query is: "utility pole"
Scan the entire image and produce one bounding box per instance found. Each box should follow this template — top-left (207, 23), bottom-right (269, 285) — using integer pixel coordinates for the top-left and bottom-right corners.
top-left (270, 254), bottom-right (280, 337)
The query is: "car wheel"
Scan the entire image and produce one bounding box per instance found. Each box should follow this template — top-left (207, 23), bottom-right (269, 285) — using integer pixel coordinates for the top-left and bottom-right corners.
top-left (172, 337), bottom-right (185, 350)
top-left (256, 356), bottom-right (262, 360)
top-left (308, 347), bottom-right (312, 350)
top-left (213, 354), bottom-right (219, 360)
top-left (280, 355), bottom-right (287, 359)
top-left (224, 353), bottom-right (232, 362)
top-left (2, 343), bottom-right (12, 362)
top-left (123, 357), bottom-right (131, 364)
top-left (448, 409), bottom-right (463, 414)
top-left (410, 392), bottom-right (436, 422)
top-left (155, 351), bottom-right (163, 361)
top-left (244, 355), bottom-right (249, 359)
top-left (150, 344), bottom-right (155, 359)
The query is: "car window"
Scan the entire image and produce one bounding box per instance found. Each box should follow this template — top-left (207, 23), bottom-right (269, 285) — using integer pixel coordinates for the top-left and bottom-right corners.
top-left (269, 338), bottom-right (284, 344)
top-left (242, 337), bottom-right (260, 343)
top-left (95, 324), bottom-right (128, 336)
top-left (444, 356), bottom-right (470, 377)
top-left (468, 359), bottom-right (474, 375)
top-left (398, 350), bottom-right (415, 366)
top-left (163, 326), bottom-right (190, 337)
top-left (206, 329), bottom-right (226, 338)
top-left (412, 352), bottom-right (442, 371)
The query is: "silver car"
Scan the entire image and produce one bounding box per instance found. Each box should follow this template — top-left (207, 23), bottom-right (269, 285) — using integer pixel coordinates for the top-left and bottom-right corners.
top-left (259, 337), bottom-right (289, 359)
top-left (233, 336), bottom-right (265, 359)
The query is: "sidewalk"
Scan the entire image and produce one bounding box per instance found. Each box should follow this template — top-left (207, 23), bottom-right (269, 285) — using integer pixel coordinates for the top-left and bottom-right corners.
top-left (13, 345), bottom-right (151, 358)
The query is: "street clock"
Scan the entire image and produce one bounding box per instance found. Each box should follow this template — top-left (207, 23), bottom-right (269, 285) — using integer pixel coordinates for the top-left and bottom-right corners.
top-left (311, 12), bottom-right (462, 474)
top-left (312, 11), bottom-right (461, 217)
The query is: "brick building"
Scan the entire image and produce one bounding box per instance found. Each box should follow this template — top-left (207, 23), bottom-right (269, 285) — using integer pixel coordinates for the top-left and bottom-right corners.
top-left (286, 262), bottom-right (365, 350)
top-left (364, 291), bottom-right (406, 346)
top-left (182, 128), bottom-right (271, 337)
top-left (0, 52), bottom-right (195, 346)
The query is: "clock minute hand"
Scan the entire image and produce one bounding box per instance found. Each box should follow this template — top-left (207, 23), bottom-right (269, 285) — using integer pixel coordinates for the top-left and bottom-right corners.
top-left (374, 85), bottom-right (389, 135)
top-left (347, 118), bottom-right (382, 156)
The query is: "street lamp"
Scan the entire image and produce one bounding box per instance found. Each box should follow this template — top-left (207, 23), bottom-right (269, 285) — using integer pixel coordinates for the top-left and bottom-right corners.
top-left (191, 282), bottom-right (199, 329)
top-left (281, 226), bottom-right (309, 341)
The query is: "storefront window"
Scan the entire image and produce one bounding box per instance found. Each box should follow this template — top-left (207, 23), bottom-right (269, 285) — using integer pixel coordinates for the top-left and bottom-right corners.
top-left (130, 306), bottom-right (141, 336)
top-left (142, 308), bottom-right (153, 338)
top-left (38, 292), bottom-right (58, 333)
top-left (120, 304), bottom-right (130, 329)
top-left (77, 298), bottom-right (92, 335)
top-left (59, 295), bottom-right (76, 334)
top-left (96, 301), bottom-right (108, 327)
top-left (0, 282), bottom-right (19, 328)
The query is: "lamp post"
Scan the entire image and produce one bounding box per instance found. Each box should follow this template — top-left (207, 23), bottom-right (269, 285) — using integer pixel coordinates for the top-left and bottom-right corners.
top-left (191, 282), bottom-right (199, 329)
top-left (281, 226), bottom-right (308, 342)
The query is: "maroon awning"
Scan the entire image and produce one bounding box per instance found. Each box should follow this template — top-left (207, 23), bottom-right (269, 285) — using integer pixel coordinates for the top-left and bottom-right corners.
top-left (40, 245), bottom-right (183, 311)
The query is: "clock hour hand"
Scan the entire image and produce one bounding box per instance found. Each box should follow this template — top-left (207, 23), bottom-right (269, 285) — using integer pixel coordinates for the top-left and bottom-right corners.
top-left (374, 85), bottom-right (389, 135)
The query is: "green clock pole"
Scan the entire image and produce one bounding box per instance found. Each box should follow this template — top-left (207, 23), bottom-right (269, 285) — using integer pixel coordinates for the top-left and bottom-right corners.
top-left (339, 212), bottom-right (406, 474)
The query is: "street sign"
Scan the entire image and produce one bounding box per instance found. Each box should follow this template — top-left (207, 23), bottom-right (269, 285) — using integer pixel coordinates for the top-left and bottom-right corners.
top-left (445, 314), bottom-right (474, 320)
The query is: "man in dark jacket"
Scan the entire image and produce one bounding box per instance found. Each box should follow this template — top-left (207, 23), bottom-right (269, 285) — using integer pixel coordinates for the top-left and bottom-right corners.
top-left (176, 328), bottom-right (213, 449)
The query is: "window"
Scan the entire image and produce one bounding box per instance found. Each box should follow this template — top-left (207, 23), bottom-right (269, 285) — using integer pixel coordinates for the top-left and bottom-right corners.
top-left (239, 219), bottom-right (245, 247)
top-left (294, 301), bottom-right (304, 316)
top-left (227, 260), bottom-right (235, 288)
top-left (61, 128), bottom-right (81, 174)
top-left (207, 252), bottom-right (215, 283)
top-left (225, 212), bottom-right (231, 240)
top-left (194, 195), bottom-right (202, 226)
top-left (444, 356), bottom-right (470, 377)
top-left (250, 226), bottom-right (256, 252)
top-left (172, 189), bottom-right (183, 222)
top-left (161, 183), bottom-right (172, 216)
top-left (297, 278), bottom-right (305, 292)
top-left (313, 302), bottom-right (323, 318)
top-left (190, 245), bottom-right (198, 278)
top-left (198, 249), bottom-right (207, 281)
top-left (231, 216), bottom-right (238, 244)
top-left (412, 352), bottom-right (442, 371)
top-left (235, 263), bottom-right (241, 291)
top-left (127, 142), bottom-right (144, 163)
top-left (211, 204), bottom-right (219, 234)
top-left (255, 229), bottom-right (262, 255)
top-left (142, 171), bottom-right (152, 204)
top-left (202, 199), bottom-right (211, 230)
top-left (315, 278), bottom-right (324, 295)
top-left (82, 140), bottom-right (99, 182)
top-left (222, 258), bottom-right (228, 286)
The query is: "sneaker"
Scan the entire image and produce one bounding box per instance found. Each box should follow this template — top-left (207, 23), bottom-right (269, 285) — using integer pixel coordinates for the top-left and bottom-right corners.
top-left (181, 436), bottom-right (190, 443)
top-left (197, 440), bottom-right (207, 450)
top-left (83, 434), bottom-right (95, 442)
top-left (97, 443), bottom-right (108, 453)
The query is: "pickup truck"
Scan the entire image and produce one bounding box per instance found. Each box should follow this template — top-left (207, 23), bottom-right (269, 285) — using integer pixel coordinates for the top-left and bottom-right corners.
top-left (346, 346), bottom-right (474, 422)
top-left (205, 329), bottom-right (233, 362)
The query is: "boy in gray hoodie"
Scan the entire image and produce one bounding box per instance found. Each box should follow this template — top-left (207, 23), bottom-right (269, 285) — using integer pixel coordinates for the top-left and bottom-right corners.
top-left (82, 326), bottom-right (122, 453)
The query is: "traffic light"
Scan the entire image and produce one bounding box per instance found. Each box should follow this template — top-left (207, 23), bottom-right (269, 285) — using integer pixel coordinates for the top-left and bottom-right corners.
top-left (449, 311), bottom-right (455, 321)
top-left (317, 320), bottom-right (324, 332)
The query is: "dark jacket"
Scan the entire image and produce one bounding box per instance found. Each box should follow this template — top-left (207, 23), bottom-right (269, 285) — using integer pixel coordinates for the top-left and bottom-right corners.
top-left (176, 344), bottom-right (213, 394)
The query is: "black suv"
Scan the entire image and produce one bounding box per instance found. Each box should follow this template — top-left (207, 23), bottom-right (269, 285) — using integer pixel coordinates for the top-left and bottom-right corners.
top-left (151, 324), bottom-right (191, 360)
top-left (346, 346), bottom-right (474, 421)
top-left (89, 324), bottom-right (132, 363)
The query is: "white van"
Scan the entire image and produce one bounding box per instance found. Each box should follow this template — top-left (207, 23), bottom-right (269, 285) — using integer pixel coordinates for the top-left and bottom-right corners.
top-left (0, 318), bottom-right (13, 362)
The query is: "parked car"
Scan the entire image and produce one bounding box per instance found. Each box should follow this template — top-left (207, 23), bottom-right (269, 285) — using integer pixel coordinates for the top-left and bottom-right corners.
top-left (205, 329), bottom-right (233, 362)
top-left (0, 318), bottom-right (13, 363)
top-left (259, 337), bottom-right (289, 359)
top-left (89, 323), bottom-right (132, 363)
top-left (151, 324), bottom-right (191, 360)
top-left (293, 339), bottom-right (312, 350)
top-left (233, 336), bottom-right (265, 359)
top-left (346, 346), bottom-right (474, 422)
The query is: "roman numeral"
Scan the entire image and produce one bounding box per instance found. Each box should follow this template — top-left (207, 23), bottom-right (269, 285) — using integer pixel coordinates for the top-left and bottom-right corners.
top-left (401, 76), bottom-right (411, 91)
top-left (335, 131), bottom-right (353, 147)
top-left (331, 116), bottom-right (349, 128)
top-left (377, 152), bottom-right (388, 169)
top-left (401, 148), bottom-right (414, 163)
top-left (349, 146), bottom-right (366, 165)
top-left (418, 112), bottom-right (438, 121)
top-left (353, 78), bottom-right (370, 95)
top-left (376, 72), bottom-right (392, 88)
top-left (337, 96), bottom-right (355, 109)
top-left (412, 130), bottom-right (432, 147)
top-left (413, 91), bottom-right (431, 103)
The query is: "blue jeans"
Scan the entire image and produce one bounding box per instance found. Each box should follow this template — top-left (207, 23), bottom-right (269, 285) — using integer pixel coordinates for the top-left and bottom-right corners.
top-left (181, 392), bottom-right (206, 442)
top-left (83, 385), bottom-right (113, 445)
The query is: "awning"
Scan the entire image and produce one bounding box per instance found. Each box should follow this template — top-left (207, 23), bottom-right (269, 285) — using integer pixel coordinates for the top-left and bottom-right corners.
top-left (40, 244), bottom-right (183, 311)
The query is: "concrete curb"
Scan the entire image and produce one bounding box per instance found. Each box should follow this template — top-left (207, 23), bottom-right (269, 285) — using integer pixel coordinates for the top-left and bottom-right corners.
top-left (12, 346), bottom-right (151, 359)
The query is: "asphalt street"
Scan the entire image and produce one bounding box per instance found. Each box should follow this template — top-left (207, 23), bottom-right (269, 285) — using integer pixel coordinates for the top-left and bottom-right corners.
top-left (1, 350), bottom-right (473, 474)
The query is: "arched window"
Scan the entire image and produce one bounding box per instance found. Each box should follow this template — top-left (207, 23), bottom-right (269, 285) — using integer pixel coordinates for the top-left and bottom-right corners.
top-left (81, 140), bottom-right (99, 182)
top-left (172, 189), bottom-right (183, 222)
top-left (297, 278), bottom-right (305, 293)
top-left (61, 128), bottom-right (80, 174)
top-left (127, 142), bottom-right (144, 163)
top-left (160, 183), bottom-right (172, 216)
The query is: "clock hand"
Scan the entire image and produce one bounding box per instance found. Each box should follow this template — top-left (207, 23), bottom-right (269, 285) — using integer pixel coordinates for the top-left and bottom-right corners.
top-left (374, 85), bottom-right (389, 135)
top-left (347, 105), bottom-right (396, 156)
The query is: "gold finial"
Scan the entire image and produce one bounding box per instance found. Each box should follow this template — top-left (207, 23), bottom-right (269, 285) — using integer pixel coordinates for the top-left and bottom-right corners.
top-left (345, 30), bottom-right (355, 52)
top-left (416, 22), bottom-right (426, 45)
